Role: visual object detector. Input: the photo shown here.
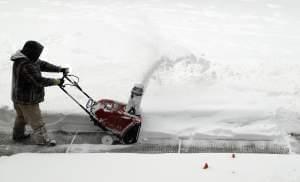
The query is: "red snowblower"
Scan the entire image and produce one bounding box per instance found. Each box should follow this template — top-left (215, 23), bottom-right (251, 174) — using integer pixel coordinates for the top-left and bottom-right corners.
top-left (59, 74), bottom-right (144, 145)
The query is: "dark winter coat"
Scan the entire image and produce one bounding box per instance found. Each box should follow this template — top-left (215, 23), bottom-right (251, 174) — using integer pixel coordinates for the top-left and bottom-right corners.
top-left (11, 51), bottom-right (62, 105)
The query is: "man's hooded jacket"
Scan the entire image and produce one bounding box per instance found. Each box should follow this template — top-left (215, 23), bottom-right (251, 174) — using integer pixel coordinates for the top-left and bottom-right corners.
top-left (11, 41), bottom-right (62, 104)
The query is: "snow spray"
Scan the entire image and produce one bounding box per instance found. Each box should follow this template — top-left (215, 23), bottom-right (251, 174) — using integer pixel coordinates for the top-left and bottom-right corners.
top-left (141, 57), bottom-right (167, 88)
top-left (125, 54), bottom-right (198, 116)
top-left (125, 57), bottom-right (166, 116)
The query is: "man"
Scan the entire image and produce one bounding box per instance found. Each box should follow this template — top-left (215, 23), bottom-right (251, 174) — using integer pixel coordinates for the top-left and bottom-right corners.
top-left (11, 40), bottom-right (69, 146)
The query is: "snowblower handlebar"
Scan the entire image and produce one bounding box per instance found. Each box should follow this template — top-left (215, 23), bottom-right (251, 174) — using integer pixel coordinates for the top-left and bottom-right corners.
top-left (58, 74), bottom-right (100, 125)
top-left (60, 74), bottom-right (93, 100)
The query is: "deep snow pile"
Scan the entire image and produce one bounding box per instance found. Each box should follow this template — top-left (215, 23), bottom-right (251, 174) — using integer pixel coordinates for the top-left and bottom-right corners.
top-left (141, 55), bottom-right (300, 140)
top-left (0, 153), bottom-right (300, 182)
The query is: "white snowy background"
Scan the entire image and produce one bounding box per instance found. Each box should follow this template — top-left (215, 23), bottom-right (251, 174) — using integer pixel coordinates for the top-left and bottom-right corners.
top-left (1, 0), bottom-right (300, 181)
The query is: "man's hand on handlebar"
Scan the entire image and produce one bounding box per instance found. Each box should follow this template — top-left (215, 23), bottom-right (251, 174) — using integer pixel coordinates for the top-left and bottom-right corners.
top-left (58, 78), bottom-right (64, 87)
top-left (53, 78), bottom-right (64, 87)
top-left (60, 67), bottom-right (70, 75)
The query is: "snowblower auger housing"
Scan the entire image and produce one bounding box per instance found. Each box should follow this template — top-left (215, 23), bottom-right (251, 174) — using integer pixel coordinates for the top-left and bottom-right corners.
top-left (91, 99), bottom-right (141, 144)
top-left (59, 74), bottom-right (142, 144)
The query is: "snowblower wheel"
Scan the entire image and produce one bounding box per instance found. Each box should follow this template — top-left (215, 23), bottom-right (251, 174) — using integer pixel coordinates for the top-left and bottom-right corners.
top-left (101, 135), bottom-right (114, 145)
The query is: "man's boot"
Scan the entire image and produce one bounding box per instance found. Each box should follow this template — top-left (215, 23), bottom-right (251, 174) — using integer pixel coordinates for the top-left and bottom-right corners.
top-left (12, 127), bottom-right (30, 141)
top-left (32, 126), bottom-right (56, 146)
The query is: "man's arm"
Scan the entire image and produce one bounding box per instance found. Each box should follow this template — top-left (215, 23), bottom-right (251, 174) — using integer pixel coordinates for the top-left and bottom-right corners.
top-left (22, 63), bottom-right (59, 87)
top-left (38, 60), bottom-right (62, 72)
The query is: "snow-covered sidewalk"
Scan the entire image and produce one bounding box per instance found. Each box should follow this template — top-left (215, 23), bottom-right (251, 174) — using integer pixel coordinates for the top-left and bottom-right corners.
top-left (0, 153), bottom-right (300, 182)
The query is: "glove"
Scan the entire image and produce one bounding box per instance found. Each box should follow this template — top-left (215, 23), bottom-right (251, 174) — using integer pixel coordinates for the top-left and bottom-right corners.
top-left (60, 67), bottom-right (69, 75)
top-left (53, 78), bottom-right (64, 86)
top-left (59, 78), bottom-right (64, 86)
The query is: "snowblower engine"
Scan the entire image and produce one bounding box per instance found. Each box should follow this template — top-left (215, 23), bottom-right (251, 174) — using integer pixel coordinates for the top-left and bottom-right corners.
top-left (90, 84), bottom-right (144, 144)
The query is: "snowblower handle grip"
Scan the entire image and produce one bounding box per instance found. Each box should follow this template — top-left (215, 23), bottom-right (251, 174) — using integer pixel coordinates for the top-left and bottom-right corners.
top-left (62, 74), bottom-right (77, 86)
top-left (59, 73), bottom-right (69, 88)
top-left (63, 71), bottom-right (68, 77)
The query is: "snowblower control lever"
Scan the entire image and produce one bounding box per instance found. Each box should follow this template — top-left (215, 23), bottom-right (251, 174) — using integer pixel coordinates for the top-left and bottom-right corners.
top-left (58, 74), bottom-right (105, 129)
top-left (62, 74), bottom-right (93, 101)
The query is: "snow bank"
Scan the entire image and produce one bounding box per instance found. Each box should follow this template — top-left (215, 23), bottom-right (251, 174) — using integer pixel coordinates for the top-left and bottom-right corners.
top-left (0, 153), bottom-right (300, 182)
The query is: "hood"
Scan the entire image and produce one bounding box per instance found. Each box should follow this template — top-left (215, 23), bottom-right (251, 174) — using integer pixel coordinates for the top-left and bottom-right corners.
top-left (21, 40), bottom-right (44, 62)
top-left (10, 50), bottom-right (29, 62)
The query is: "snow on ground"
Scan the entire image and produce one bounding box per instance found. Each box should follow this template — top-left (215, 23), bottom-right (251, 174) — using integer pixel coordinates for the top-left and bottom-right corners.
top-left (0, 153), bottom-right (300, 182)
